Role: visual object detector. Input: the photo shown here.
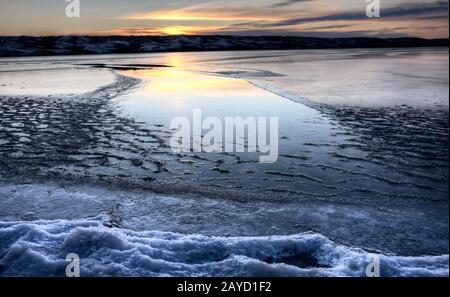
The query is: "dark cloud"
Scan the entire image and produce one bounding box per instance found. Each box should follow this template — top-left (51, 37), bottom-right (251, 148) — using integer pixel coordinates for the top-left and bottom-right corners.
top-left (208, 28), bottom-right (412, 38)
top-left (301, 24), bottom-right (354, 30)
top-left (270, 0), bottom-right (314, 8)
top-left (259, 0), bottom-right (449, 27)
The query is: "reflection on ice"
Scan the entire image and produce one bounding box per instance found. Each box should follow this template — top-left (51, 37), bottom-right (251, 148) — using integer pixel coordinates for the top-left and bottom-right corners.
top-left (0, 48), bottom-right (448, 262)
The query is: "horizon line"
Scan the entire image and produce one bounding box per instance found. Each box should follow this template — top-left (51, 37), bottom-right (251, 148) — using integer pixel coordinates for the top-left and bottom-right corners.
top-left (1, 34), bottom-right (449, 40)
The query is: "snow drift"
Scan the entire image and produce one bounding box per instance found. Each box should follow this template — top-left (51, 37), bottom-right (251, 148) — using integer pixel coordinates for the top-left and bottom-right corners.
top-left (0, 218), bottom-right (447, 277)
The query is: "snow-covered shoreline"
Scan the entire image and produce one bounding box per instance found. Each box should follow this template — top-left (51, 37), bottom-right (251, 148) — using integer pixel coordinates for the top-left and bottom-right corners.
top-left (1, 217), bottom-right (448, 277)
top-left (0, 36), bottom-right (447, 57)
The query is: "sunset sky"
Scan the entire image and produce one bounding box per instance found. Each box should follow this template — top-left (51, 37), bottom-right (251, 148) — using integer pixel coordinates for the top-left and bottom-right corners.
top-left (0, 0), bottom-right (448, 38)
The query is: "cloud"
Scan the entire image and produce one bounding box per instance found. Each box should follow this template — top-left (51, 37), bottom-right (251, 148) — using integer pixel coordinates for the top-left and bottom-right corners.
top-left (118, 1), bottom-right (448, 29)
top-left (119, 2), bottom-right (288, 22)
top-left (113, 0), bottom-right (448, 38)
top-left (270, 0), bottom-right (315, 8)
top-left (257, 0), bottom-right (449, 27)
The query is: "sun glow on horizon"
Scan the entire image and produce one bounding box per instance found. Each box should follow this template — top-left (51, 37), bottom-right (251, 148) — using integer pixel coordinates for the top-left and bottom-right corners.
top-left (161, 26), bottom-right (192, 35)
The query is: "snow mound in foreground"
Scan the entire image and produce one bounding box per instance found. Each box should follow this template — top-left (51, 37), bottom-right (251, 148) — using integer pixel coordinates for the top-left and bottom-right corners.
top-left (0, 219), bottom-right (448, 277)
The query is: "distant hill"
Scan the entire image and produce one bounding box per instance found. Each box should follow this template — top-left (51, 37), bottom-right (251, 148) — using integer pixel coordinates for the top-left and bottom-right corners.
top-left (0, 35), bottom-right (448, 57)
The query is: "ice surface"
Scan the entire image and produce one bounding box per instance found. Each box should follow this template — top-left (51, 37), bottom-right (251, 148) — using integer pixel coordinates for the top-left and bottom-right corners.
top-left (112, 66), bottom-right (449, 212)
top-left (0, 49), bottom-right (448, 276)
top-left (234, 50), bottom-right (449, 109)
top-left (3, 48), bottom-right (446, 105)
top-left (161, 48), bottom-right (450, 109)
top-left (0, 183), bottom-right (447, 256)
top-left (0, 65), bottom-right (446, 212)
top-left (0, 218), bottom-right (448, 277)
top-left (0, 67), bottom-right (116, 96)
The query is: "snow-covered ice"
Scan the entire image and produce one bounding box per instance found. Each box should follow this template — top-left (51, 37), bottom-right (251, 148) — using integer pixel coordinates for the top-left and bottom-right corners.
top-left (0, 218), bottom-right (448, 277)
top-left (0, 48), bottom-right (448, 276)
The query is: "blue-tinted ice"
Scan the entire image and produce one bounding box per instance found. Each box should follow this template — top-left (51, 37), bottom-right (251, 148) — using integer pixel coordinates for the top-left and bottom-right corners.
top-left (0, 49), bottom-right (448, 276)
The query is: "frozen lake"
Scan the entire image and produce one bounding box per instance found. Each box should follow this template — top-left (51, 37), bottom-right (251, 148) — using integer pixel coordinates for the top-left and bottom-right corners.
top-left (0, 48), bottom-right (448, 276)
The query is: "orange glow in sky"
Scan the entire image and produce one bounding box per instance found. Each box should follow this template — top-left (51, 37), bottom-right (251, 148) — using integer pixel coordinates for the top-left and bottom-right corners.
top-left (0, 0), bottom-right (448, 38)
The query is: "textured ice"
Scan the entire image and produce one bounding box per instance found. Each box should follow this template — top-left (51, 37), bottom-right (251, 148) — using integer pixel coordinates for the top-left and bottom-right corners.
top-left (0, 49), bottom-right (448, 277)
top-left (0, 183), bottom-right (447, 256)
top-left (0, 218), bottom-right (448, 277)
